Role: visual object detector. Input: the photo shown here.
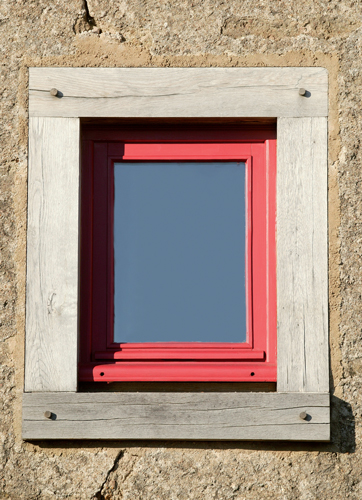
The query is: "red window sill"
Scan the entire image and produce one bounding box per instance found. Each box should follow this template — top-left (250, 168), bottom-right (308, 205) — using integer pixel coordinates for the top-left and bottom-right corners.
top-left (79, 362), bottom-right (277, 382)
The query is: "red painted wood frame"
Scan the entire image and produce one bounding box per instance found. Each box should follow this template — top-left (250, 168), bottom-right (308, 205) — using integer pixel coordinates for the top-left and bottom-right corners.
top-left (79, 124), bottom-right (276, 382)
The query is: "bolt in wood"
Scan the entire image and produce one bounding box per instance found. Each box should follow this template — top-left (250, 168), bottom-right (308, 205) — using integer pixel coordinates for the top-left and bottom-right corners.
top-left (299, 411), bottom-right (308, 420)
top-left (50, 88), bottom-right (59, 97)
top-left (299, 88), bottom-right (306, 96)
top-left (44, 410), bottom-right (53, 419)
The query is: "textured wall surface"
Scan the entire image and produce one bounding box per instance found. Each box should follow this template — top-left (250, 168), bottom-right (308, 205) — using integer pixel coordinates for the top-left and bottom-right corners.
top-left (1, 0), bottom-right (362, 498)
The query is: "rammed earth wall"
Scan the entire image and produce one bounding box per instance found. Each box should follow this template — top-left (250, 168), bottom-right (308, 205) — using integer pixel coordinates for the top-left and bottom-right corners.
top-left (1, 0), bottom-right (361, 498)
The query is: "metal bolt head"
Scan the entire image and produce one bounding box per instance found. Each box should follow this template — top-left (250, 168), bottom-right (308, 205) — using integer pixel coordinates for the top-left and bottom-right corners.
top-left (299, 411), bottom-right (308, 420)
top-left (50, 88), bottom-right (59, 97)
top-left (44, 410), bottom-right (53, 419)
top-left (299, 88), bottom-right (306, 96)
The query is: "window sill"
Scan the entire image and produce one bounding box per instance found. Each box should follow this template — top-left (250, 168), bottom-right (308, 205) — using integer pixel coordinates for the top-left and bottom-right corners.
top-left (22, 391), bottom-right (330, 441)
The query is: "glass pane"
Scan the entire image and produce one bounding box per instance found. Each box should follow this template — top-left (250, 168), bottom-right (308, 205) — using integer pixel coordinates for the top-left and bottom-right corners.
top-left (113, 162), bottom-right (247, 343)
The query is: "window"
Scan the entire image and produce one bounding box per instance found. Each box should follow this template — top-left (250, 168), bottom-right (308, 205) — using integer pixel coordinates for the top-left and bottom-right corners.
top-left (79, 125), bottom-right (277, 382)
top-left (23, 67), bottom-right (329, 441)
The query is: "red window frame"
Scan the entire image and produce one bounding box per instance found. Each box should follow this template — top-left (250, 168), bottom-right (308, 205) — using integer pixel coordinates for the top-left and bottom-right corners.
top-left (79, 124), bottom-right (276, 382)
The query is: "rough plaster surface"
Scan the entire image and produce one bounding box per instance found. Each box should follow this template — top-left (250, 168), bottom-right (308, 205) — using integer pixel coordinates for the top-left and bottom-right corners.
top-left (1, 0), bottom-right (362, 498)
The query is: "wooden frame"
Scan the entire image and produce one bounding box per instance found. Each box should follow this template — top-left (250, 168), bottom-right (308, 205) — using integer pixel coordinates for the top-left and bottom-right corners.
top-left (79, 125), bottom-right (277, 382)
top-left (24, 67), bottom-right (329, 440)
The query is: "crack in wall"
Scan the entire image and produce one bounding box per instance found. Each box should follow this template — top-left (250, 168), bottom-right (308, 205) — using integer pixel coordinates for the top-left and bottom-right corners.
top-left (82, 0), bottom-right (96, 28)
top-left (95, 450), bottom-right (124, 500)
top-left (73, 0), bottom-right (97, 34)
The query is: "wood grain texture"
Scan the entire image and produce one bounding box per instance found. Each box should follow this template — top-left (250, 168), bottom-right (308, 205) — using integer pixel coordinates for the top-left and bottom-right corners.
top-left (25, 117), bottom-right (80, 392)
top-left (22, 392), bottom-right (330, 441)
top-left (29, 67), bottom-right (328, 118)
top-left (277, 117), bottom-right (329, 393)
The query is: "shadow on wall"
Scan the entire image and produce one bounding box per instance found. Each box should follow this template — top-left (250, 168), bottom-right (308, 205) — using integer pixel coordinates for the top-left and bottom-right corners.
top-left (330, 395), bottom-right (355, 454)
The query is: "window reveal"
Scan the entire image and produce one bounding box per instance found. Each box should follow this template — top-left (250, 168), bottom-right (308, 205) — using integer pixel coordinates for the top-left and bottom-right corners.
top-left (78, 125), bottom-right (277, 382)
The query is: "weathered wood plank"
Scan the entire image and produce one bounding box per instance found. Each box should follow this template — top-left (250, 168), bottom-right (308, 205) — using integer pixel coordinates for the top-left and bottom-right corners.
top-left (25, 117), bottom-right (80, 392)
top-left (22, 392), bottom-right (330, 441)
top-left (29, 67), bottom-right (328, 118)
top-left (277, 117), bottom-right (329, 393)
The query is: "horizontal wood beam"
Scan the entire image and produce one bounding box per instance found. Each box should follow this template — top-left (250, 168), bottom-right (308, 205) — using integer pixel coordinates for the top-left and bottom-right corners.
top-left (29, 67), bottom-right (328, 118)
top-left (22, 392), bottom-right (330, 441)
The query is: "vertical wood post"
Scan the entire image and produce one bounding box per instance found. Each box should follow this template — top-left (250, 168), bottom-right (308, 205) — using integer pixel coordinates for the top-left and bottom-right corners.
top-left (25, 117), bottom-right (80, 392)
top-left (277, 117), bottom-right (329, 393)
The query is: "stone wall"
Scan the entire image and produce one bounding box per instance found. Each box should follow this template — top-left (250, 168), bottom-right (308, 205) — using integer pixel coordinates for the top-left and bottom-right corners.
top-left (1, 0), bottom-right (362, 498)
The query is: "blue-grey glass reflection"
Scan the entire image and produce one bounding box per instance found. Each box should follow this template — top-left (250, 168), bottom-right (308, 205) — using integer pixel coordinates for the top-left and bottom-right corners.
top-left (113, 162), bottom-right (247, 343)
